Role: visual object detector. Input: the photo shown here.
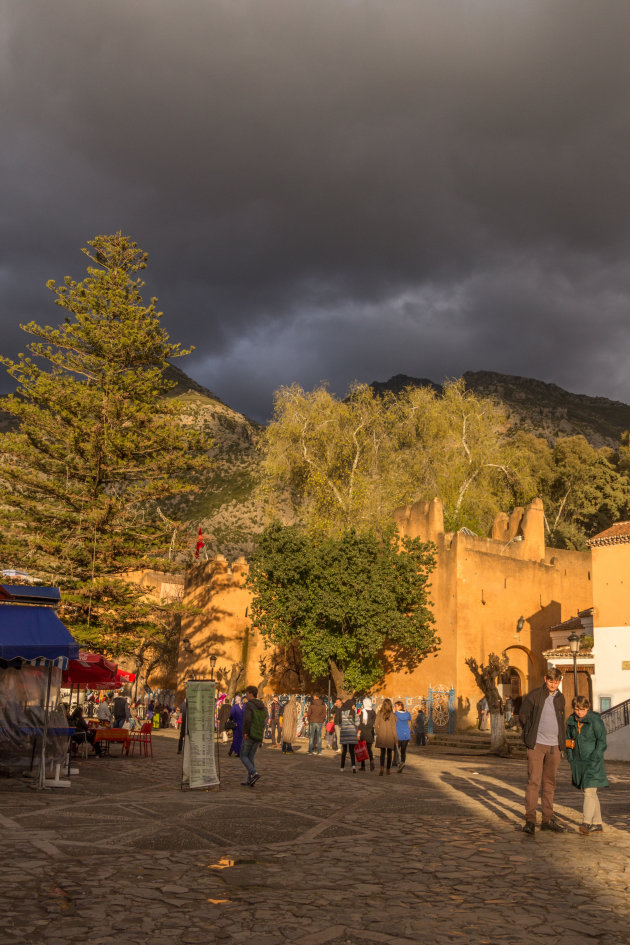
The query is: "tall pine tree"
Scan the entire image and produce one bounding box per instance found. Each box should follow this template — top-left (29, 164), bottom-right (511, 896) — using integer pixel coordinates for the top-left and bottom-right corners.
top-left (0, 233), bottom-right (206, 659)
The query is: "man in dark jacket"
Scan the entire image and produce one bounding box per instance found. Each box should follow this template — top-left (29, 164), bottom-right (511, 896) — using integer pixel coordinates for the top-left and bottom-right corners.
top-left (112, 695), bottom-right (129, 729)
top-left (519, 667), bottom-right (566, 835)
top-left (306, 695), bottom-right (327, 755)
top-left (240, 685), bottom-right (268, 786)
top-left (268, 695), bottom-right (282, 748)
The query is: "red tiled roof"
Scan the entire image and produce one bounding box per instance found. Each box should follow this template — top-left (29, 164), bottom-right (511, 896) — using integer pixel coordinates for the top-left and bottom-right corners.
top-left (549, 616), bottom-right (583, 632)
top-left (588, 522), bottom-right (630, 547)
top-left (542, 646), bottom-right (593, 659)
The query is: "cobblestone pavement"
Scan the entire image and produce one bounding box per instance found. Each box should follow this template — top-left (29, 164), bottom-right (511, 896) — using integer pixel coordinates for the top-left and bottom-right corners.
top-left (2, 731), bottom-right (629, 945)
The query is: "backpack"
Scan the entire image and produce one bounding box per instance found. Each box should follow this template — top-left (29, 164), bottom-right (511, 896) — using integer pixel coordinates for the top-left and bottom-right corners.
top-left (249, 706), bottom-right (267, 742)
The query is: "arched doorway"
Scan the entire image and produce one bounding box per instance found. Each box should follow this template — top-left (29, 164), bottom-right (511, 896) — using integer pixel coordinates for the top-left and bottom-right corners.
top-left (504, 644), bottom-right (537, 695)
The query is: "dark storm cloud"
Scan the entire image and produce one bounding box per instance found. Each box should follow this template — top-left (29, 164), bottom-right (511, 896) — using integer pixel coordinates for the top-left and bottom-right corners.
top-left (2, 0), bottom-right (630, 420)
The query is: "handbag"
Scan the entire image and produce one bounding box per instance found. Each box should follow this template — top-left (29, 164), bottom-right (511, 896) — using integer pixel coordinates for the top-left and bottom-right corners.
top-left (224, 718), bottom-right (237, 732)
top-left (354, 740), bottom-right (369, 762)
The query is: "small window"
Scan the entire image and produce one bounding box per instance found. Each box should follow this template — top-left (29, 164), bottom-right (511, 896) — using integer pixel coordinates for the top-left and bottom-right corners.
top-left (599, 696), bottom-right (612, 712)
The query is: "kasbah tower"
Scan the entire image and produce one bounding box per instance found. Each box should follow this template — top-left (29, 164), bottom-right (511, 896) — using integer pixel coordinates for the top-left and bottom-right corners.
top-left (177, 497), bottom-right (593, 730)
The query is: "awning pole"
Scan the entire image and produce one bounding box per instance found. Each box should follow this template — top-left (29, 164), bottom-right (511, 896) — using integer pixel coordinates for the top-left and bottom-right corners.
top-left (39, 663), bottom-right (53, 790)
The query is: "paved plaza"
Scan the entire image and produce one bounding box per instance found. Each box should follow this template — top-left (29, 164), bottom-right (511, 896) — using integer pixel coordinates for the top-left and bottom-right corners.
top-left (2, 730), bottom-right (629, 945)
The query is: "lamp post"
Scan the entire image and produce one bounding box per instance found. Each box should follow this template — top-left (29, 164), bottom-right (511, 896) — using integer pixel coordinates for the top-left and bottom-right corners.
top-left (209, 654), bottom-right (217, 682)
top-left (568, 631), bottom-right (580, 698)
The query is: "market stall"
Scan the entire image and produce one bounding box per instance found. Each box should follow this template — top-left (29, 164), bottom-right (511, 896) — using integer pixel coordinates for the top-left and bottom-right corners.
top-left (0, 585), bottom-right (79, 786)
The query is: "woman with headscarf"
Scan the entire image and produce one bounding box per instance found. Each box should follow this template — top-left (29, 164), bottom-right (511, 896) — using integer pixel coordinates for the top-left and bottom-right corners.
top-left (358, 697), bottom-right (376, 771)
top-left (339, 698), bottom-right (358, 772)
top-left (281, 697), bottom-right (298, 753)
top-left (217, 694), bottom-right (232, 742)
top-left (374, 698), bottom-right (398, 775)
top-left (227, 694), bottom-right (244, 757)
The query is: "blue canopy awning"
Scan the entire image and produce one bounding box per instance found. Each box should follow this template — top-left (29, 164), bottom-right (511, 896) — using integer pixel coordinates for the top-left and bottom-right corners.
top-left (0, 585), bottom-right (61, 605)
top-left (0, 605), bottom-right (79, 663)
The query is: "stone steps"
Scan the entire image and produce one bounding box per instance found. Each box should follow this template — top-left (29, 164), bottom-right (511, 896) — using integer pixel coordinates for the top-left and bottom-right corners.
top-left (426, 731), bottom-right (526, 754)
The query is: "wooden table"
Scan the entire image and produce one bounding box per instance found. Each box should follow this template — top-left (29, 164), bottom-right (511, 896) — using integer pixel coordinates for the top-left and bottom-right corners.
top-left (93, 727), bottom-right (131, 756)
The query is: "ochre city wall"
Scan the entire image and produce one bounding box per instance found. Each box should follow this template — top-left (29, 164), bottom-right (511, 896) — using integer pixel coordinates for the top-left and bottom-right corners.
top-left (389, 498), bottom-right (592, 726)
top-left (178, 499), bottom-right (593, 729)
top-left (591, 543), bottom-right (630, 628)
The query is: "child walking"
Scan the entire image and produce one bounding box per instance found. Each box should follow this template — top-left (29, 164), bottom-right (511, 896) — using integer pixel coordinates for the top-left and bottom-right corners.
top-left (566, 695), bottom-right (609, 835)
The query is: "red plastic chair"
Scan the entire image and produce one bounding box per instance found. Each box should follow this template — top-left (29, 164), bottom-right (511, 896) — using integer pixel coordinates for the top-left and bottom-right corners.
top-left (130, 722), bottom-right (153, 757)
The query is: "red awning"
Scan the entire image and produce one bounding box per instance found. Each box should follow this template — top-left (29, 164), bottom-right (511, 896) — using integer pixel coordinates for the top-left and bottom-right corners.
top-left (116, 670), bottom-right (136, 683)
top-left (62, 650), bottom-right (118, 688)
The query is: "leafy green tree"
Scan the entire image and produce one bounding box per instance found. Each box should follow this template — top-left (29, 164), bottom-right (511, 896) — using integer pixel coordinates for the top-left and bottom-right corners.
top-left (247, 522), bottom-right (438, 697)
top-left (0, 233), bottom-right (206, 659)
top-left (539, 436), bottom-right (630, 549)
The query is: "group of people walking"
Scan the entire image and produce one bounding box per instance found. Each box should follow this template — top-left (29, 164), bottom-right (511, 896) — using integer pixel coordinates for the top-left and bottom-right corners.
top-left (214, 670), bottom-right (610, 835)
top-left (334, 696), bottom-right (415, 774)
top-left (218, 690), bottom-right (426, 784)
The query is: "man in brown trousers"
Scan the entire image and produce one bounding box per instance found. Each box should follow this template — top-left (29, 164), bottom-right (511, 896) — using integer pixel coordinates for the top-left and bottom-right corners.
top-left (519, 667), bottom-right (567, 836)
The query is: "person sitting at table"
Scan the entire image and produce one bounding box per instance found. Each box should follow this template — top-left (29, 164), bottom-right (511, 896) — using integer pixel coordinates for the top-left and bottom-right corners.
top-left (70, 705), bottom-right (103, 757)
top-left (97, 698), bottom-right (112, 725)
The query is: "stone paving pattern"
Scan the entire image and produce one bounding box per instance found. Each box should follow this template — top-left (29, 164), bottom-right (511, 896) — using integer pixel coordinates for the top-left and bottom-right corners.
top-left (2, 730), bottom-right (629, 945)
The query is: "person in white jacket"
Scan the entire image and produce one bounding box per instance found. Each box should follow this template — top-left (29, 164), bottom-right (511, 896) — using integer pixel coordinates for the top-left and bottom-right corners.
top-left (96, 698), bottom-right (112, 724)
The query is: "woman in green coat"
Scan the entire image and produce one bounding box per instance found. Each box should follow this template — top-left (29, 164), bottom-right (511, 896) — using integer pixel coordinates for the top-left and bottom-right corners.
top-left (566, 695), bottom-right (609, 835)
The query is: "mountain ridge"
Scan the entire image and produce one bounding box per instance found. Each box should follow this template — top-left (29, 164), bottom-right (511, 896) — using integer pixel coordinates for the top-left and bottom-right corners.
top-left (370, 370), bottom-right (630, 449)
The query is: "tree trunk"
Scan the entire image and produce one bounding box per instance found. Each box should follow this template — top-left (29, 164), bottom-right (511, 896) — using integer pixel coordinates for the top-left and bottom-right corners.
top-left (465, 652), bottom-right (510, 757)
top-left (489, 710), bottom-right (509, 756)
top-left (225, 662), bottom-right (246, 701)
top-left (329, 660), bottom-right (353, 701)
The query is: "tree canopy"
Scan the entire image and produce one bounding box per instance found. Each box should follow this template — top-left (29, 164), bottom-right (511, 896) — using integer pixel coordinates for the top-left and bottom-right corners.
top-left (0, 233), bottom-right (206, 660)
top-left (539, 436), bottom-right (630, 550)
top-left (259, 378), bottom-right (542, 537)
top-left (247, 522), bottom-right (438, 696)
top-left (259, 378), bottom-right (630, 548)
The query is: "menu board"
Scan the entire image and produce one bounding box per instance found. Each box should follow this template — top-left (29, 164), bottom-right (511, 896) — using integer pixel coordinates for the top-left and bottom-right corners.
top-left (182, 679), bottom-right (219, 789)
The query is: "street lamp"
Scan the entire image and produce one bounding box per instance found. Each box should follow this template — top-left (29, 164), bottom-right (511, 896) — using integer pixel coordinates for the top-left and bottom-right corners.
top-left (516, 616), bottom-right (525, 633)
top-left (568, 631), bottom-right (580, 697)
top-left (209, 654), bottom-right (217, 681)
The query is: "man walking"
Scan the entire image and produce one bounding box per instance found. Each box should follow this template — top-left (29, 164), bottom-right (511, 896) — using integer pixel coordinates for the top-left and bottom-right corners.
top-left (307, 694), bottom-right (327, 755)
top-left (240, 685), bottom-right (267, 786)
top-left (519, 667), bottom-right (566, 835)
top-left (268, 695), bottom-right (282, 747)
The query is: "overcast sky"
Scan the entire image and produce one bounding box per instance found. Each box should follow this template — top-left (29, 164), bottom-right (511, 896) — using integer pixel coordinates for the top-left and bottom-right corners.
top-left (2, 0), bottom-right (630, 421)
